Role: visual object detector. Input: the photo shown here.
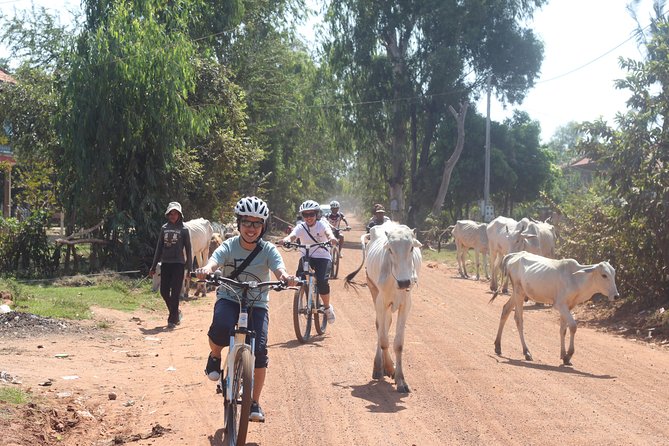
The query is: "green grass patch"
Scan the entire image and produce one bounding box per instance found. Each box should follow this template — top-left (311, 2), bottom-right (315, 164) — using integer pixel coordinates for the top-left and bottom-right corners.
top-left (421, 247), bottom-right (458, 267)
top-left (1, 276), bottom-right (164, 320)
top-left (0, 386), bottom-right (32, 405)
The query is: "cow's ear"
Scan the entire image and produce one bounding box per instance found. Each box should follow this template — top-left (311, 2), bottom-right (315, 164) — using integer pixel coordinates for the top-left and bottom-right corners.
top-left (574, 266), bottom-right (596, 276)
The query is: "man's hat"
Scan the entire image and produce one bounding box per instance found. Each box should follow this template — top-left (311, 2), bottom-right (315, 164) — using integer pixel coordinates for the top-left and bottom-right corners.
top-left (165, 201), bottom-right (183, 217)
top-left (373, 204), bottom-right (386, 213)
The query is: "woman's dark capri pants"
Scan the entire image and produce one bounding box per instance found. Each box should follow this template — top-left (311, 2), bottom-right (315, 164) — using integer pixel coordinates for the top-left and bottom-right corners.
top-left (207, 298), bottom-right (270, 369)
top-left (297, 256), bottom-right (331, 295)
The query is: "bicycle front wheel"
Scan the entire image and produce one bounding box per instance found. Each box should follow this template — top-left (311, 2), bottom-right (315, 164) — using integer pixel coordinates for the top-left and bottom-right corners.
top-left (330, 246), bottom-right (340, 279)
top-left (314, 284), bottom-right (328, 335)
top-left (224, 346), bottom-right (253, 446)
top-left (293, 283), bottom-right (313, 343)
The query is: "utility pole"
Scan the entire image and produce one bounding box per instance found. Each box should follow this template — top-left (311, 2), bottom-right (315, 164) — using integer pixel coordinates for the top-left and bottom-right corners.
top-left (483, 75), bottom-right (492, 222)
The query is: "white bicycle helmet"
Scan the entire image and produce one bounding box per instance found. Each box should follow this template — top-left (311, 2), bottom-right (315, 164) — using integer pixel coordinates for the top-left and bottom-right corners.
top-left (299, 200), bottom-right (320, 214)
top-left (329, 200), bottom-right (340, 209)
top-left (234, 196), bottom-right (270, 222)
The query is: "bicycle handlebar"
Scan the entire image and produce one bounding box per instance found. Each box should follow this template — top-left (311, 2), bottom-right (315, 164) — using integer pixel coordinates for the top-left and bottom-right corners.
top-left (191, 272), bottom-right (297, 292)
top-left (282, 241), bottom-right (332, 250)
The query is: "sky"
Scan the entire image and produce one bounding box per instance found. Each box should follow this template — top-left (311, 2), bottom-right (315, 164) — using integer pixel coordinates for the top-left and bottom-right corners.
top-left (0, 0), bottom-right (659, 143)
top-left (482, 0), bottom-right (656, 142)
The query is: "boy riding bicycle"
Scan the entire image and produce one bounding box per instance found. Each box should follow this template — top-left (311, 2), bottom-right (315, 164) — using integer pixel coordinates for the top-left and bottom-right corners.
top-left (325, 200), bottom-right (350, 256)
top-left (197, 196), bottom-right (297, 423)
top-left (282, 200), bottom-right (338, 323)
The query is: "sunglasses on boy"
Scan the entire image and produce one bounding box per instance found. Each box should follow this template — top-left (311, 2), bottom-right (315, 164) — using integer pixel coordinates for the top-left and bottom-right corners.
top-left (240, 219), bottom-right (264, 229)
top-left (302, 212), bottom-right (317, 218)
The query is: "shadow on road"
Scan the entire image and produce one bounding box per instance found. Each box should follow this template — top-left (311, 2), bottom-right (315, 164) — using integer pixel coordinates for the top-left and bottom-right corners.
top-left (270, 337), bottom-right (327, 350)
top-left (346, 380), bottom-right (408, 413)
top-left (493, 355), bottom-right (617, 379)
top-left (208, 428), bottom-right (224, 446)
top-left (139, 325), bottom-right (174, 335)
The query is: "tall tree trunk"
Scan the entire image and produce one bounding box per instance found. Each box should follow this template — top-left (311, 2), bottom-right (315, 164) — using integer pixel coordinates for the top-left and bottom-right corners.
top-left (408, 102), bottom-right (418, 227)
top-left (384, 30), bottom-right (409, 222)
top-left (431, 102), bottom-right (469, 216)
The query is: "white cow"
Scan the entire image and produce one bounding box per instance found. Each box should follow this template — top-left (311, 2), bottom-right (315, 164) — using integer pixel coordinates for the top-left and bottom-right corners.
top-left (184, 218), bottom-right (214, 297)
top-left (521, 219), bottom-right (556, 258)
top-left (449, 220), bottom-right (489, 280)
top-left (152, 218), bottom-right (213, 299)
top-left (486, 216), bottom-right (529, 292)
top-left (490, 251), bottom-right (619, 365)
top-left (345, 222), bottom-right (422, 393)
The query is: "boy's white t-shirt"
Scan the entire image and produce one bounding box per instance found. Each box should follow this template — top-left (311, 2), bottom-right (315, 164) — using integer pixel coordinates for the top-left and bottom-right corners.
top-left (288, 221), bottom-right (333, 260)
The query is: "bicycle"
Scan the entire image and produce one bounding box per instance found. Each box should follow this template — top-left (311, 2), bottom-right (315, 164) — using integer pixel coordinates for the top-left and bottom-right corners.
top-left (328, 225), bottom-right (351, 279)
top-left (282, 240), bottom-right (331, 343)
top-left (193, 272), bottom-right (295, 446)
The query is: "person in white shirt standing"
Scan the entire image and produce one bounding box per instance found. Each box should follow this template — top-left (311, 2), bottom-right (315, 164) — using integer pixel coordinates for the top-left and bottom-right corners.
top-left (283, 200), bottom-right (338, 323)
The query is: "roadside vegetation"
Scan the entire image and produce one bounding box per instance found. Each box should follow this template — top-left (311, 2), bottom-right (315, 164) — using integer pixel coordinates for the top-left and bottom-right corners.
top-left (0, 274), bottom-right (162, 320)
top-left (0, 1), bottom-right (666, 336)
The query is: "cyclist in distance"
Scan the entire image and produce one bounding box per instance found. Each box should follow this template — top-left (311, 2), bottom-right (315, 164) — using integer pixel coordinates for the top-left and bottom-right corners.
top-left (325, 200), bottom-right (350, 256)
top-left (282, 200), bottom-right (338, 323)
top-left (366, 203), bottom-right (391, 232)
top-left (197, 196), bottom-right (297, 423)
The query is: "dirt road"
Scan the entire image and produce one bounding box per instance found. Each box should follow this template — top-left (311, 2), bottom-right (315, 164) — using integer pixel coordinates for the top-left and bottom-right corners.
top-left (3, 223), bottom-right (669, 445)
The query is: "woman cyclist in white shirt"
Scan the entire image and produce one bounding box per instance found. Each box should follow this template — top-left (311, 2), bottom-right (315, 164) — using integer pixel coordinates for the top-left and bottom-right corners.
top-left (282, 200), bottom-right (338, 323)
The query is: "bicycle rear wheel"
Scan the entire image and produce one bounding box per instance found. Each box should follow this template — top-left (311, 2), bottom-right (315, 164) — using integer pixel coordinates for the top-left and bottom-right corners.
top-left (314, 285), bottom-right (328, 335)
top-left (330, 246), bottom-right (340, 279)
top-left (293, 284), bottom-right (312, 343)
top-left (224, 346), bottom-right (253, 446)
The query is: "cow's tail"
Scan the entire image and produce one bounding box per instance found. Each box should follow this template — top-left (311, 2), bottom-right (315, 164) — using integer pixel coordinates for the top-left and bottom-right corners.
top-left (488, 253), bottom-right (512, 303)
top-left (344, 233), bottom-right (370, 290)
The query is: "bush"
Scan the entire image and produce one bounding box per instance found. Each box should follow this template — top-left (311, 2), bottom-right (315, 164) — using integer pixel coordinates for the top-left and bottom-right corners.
top-left (0, 209), bottom-right (58, 278)
top-left (559, 181), bottom-right (668, 305)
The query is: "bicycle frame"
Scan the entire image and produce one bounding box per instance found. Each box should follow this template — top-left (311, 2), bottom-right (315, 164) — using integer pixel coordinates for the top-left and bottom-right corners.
top-left (223, 294), bottom-right (255, 407)
top-left (283, 241), bottom-right (330, 342)
top-left (194, 273), bottom-right (293, 445)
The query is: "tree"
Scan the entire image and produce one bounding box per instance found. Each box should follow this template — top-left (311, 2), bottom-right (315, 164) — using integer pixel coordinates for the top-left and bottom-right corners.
top-left (217, 0), bottom-right (345, 219)
top-left (324, 0), bottom-right (546, 227)
top-left (573, 6), bottom-right (669, 300)
top-left (62, 0), bottom-right (208, 267)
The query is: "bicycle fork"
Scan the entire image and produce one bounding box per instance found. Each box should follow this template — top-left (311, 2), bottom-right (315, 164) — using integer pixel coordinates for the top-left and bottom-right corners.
top-left (221, 315), bottom-right (256, 402)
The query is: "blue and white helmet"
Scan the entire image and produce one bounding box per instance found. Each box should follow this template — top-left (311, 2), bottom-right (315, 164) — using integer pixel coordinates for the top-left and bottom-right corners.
top-left (299, 200), bottom-right (320, 214)
top-left (234, 196), bottom-right (270, 222)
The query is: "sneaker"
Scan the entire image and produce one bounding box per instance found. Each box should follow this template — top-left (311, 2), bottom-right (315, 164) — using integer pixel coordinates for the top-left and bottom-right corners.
top-left (167, 322), bottom-right (176, 329)
top-left (205, 355), bottom-right (221, 381)
top-left (249, 401), bottom-right (265, 422)
top-left (324, 305), bottom-right (336, 324)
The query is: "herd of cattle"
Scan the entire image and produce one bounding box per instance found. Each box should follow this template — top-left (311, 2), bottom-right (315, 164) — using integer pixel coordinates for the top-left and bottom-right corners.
top-left (150, 215), bottom-right (620, 393)
top-left (343, 216), bottom-right (619, 393)
top-left (446, 216), bottom-right (618, 367)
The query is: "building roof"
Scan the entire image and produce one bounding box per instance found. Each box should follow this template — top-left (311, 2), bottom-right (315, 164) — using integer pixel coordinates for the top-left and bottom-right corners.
top-left (569, 157), bottom-right (597, 171)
